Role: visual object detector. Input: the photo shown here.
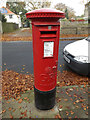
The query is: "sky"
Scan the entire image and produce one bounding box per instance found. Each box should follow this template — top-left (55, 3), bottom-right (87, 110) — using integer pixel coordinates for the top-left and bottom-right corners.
top-left (51, 0), bottom-right (89, 16)
top-left (0, 0), bottom-right (89, 16)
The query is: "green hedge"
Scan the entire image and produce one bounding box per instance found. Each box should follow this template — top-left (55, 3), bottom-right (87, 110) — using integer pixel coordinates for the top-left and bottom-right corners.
top-left (2, 23), bottom-right (19, 33)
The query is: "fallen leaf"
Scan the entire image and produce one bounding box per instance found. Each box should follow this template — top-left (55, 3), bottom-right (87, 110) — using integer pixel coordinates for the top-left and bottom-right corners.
top-left (9, 114), bottom-right (13, 119)
top-left (55, 114), bottom-right (61, 118)
top-left (4, 63), bottom-right (6, 65)
top-left (51, 109), bottom-right (54, 111)
top-left (75, 116), bottom-right (77, 118)
top-left (9, 107), bottom-right (12, 111)
top-left (6, 101), bottom-right (10, 103)
top-left (57, 82), bottom-right (60, 84)
top-left (66, 111), bottom-right (69, 116)
top-left (84, 107), bottom-right (86, 110)
top-left (13, 109), bottom-right (15, 112)
top-left (73, 102), bottom-right (76, 105)
top-left (59, 105), bottom-right (63, 109)
top-left (58, 98), bottom-right (61, 102)
top-left (18, 106), bottom-right (21, 109)
top-left (2, 110), bottom-right (6, 113)
top-left (76, 100), bottom-right (79, 103)
top-left (85, 112), bottom-right (88, 115)
top-left (24, 97), bottom-right (28, 100)
top-left (18, 99), bottom-right (22, 103)
top-left (57, 91), bottom-right (59, 93)
top-left (64, 99), bottom-right (68, 101)
top-left (76, 105), bottom-right (79, 108)
top-left (70, 111), bottom-right (74, 115)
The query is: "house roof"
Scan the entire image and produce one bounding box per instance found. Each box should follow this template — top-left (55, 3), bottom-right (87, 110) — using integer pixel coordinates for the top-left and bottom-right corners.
top-left (0, 6), bottom-right (16, 15)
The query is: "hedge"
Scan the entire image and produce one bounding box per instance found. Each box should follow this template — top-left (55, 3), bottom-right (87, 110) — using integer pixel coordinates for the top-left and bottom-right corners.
top-left (2, 22), bottom-right (19, 33)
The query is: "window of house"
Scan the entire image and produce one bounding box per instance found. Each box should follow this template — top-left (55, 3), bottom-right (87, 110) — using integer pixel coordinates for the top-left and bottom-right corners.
top-left (9, 15), bottom-right (13, 19)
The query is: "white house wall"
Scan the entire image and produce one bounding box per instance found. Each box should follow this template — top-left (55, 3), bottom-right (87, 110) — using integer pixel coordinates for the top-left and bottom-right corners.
top-left (5, 14), bottom-right (22, 28)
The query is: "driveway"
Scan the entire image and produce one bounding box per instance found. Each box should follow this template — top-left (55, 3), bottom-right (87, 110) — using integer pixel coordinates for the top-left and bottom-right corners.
top-left (2, 40), bottom-right (76, 74)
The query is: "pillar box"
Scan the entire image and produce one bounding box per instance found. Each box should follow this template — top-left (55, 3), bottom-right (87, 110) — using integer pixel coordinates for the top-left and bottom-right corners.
top-left (26, 8), bottom-right (65, 110)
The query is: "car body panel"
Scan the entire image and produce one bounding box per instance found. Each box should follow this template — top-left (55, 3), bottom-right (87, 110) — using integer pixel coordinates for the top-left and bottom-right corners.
top-left (64, 39), bottom-right (88, 56)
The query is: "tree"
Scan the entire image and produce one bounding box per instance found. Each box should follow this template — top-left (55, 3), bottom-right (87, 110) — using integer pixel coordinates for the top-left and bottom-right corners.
top-left (6, 2), bottom-right (26, 15)
top-left (26, 0), bottom-right (51, 10)
top-left (67, 7), bottom-right (76, 19)
top-left (65, 8), bottom-right (69, 19)
top-left (54, 3), bottom-right (76, 19)
top-left (0, 12), bottom-right (7, 22)
top-left (54, 3), bottom-right (66, 12)
top-left (6, 2), bottom-right (28, 24)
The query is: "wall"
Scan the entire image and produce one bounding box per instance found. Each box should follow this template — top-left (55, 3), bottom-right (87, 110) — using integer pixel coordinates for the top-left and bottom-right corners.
top-left (60, 20), bottom-right (89, 34)
top-left (61, 27), bottom-right (89, 34)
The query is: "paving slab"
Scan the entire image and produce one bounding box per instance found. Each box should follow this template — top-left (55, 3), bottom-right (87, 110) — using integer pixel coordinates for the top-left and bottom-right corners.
top-left (56, 86), bottom-right (89, 119)
top-left (2, 86), bottom-right (89, 119)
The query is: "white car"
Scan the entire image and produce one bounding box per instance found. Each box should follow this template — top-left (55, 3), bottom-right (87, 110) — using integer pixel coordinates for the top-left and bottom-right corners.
top-left (63, 37), bottom-right (90, 76)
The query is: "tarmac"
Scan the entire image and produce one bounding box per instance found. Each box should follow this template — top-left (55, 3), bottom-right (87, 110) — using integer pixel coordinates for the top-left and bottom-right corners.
top-left (2, 41), bottom-right (75, 74)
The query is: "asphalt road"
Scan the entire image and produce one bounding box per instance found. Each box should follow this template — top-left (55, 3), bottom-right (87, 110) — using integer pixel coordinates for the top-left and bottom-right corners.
top-left (2, 41), bottom-right (76, 74)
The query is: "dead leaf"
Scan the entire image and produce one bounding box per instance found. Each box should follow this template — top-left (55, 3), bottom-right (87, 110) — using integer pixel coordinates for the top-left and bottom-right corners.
top-left (76, 100), bottom-right (80, 103)
top-left (66, 111), bottom-right (69, 116)
top-left (9, 107), bottom-right (12, 111)
top-left (64, 99), bottom-right (68, 101)
top-left (85, 112), bottom-right (88, 115)
top-left (24, 97), bottom-right (28, 100)
top-left (9, 114), bottom-right (13, 119)
top-left (76, 105), bottom-right (79, 108)
top-left (57, 91), bottom-right (59, 93)
top-left (18, 99), bottom-right (22, 103)
top-left (2, 110), bottom-right (6, 113)
top-left (58, 98), bottom-right (61, 102)
top-left (59, 105), bottom-right (63, 109)
top-left (13, 109), bottom-right (15, 112)
top-left (84, 107), bottom-right (86, 110)
top-left (51, 109), bottom-right (54, 111)
top-left (55, 114), bottom-right (61, 118)
top-left (70, 111), bottom-right (74, 115)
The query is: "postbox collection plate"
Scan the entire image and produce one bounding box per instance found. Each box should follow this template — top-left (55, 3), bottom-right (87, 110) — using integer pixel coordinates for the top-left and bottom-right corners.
top-left (44, 41), bottom-right (54, 57)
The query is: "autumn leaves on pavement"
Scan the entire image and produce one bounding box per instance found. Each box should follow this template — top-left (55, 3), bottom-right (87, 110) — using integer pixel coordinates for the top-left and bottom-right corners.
top-left (2, 68), bottom-right (88, 100)
top-left (2, 68), bottom-right (89, 119)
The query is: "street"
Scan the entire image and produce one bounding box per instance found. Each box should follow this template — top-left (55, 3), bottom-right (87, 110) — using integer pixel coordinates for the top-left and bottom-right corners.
top-left (2, 40), bottom-right (76, 74)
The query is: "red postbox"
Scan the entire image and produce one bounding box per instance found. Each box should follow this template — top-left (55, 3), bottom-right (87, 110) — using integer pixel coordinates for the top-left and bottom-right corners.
top-left (26, 8), bottom-right (65, 110)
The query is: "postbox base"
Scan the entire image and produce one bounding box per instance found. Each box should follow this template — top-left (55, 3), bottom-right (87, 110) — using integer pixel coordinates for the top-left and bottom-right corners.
top-left (34, 86), bottom-right (56, 110)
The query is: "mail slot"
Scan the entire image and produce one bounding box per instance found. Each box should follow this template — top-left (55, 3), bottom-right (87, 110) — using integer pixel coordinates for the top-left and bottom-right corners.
top-left (26, 8), bottom-right (65, 110)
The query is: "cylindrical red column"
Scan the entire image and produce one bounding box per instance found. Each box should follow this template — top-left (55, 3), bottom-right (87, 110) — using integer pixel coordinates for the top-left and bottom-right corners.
top-left (26, 8), bottom-right (65, 110)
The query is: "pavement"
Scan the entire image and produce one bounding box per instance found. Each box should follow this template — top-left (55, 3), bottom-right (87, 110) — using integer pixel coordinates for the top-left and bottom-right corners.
top-left (8, 28), bottom-right (32, 37)
top-left (2, 41), bottom-right (76, 74)
top-left (2, 86), bottom-right (89, 119)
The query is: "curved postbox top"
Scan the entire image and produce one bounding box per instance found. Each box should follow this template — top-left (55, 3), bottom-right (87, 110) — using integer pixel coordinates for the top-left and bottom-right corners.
top-left (26, 8), bottom-right (65, 21)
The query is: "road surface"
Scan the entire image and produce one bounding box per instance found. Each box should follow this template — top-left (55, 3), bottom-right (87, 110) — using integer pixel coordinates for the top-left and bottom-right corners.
top-left (2, 41), bottom-right (75, 74)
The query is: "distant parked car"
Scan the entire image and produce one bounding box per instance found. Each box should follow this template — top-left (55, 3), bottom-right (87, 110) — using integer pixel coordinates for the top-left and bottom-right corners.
top-left (63, 37), bottom-right (90, 76)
